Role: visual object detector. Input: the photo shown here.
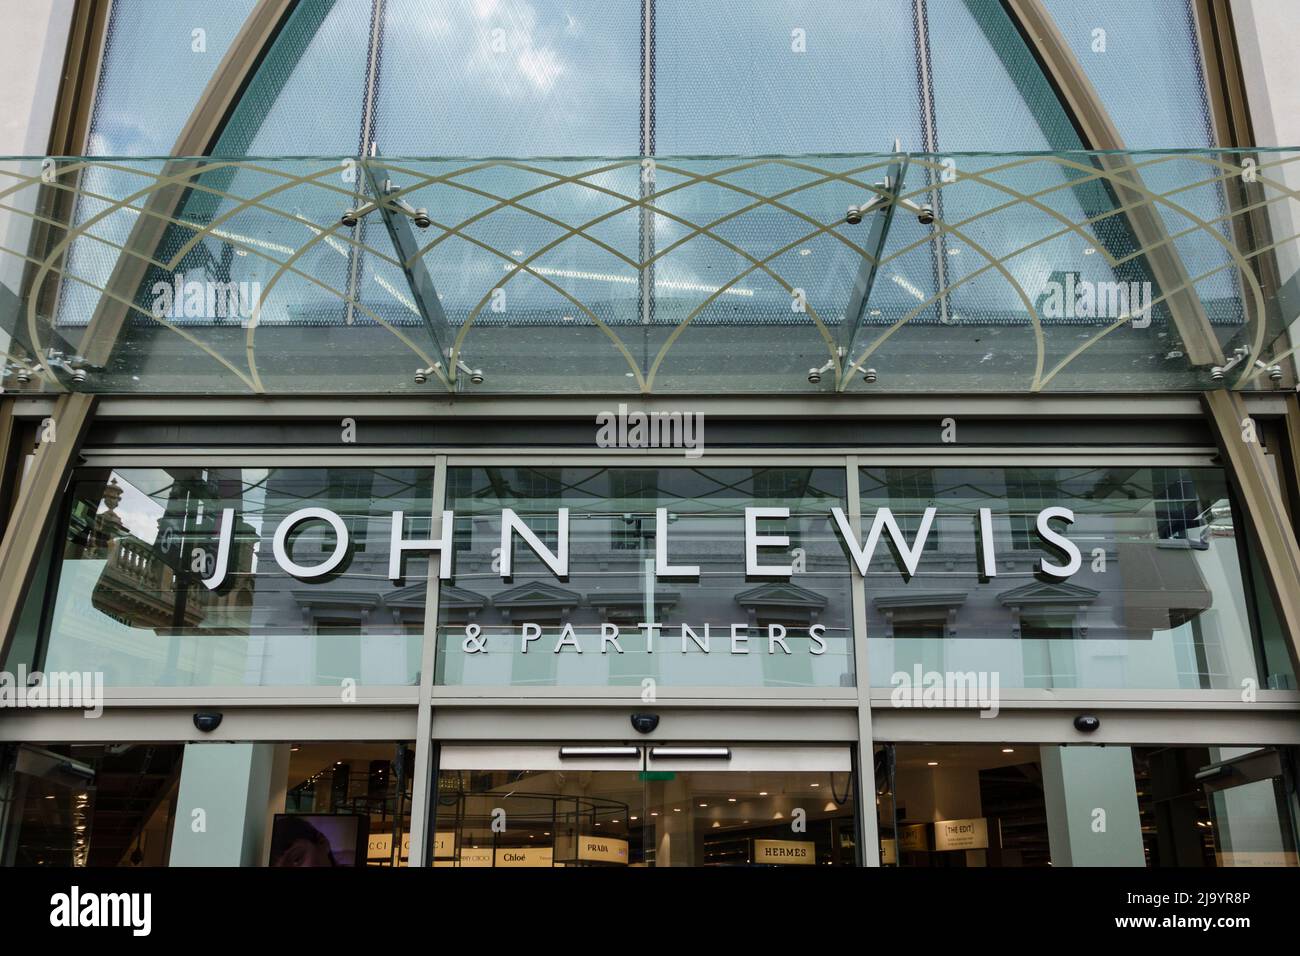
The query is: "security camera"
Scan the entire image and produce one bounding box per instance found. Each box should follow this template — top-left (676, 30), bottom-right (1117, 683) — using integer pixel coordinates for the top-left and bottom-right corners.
top-left (1073, 714), bottom-right (1100, 733)
top-left (413, 208), bottom-right (432, 229)
top-left (630, 713), bottom-right (660, 734)
top-left (341, 210), bottom-right (360, 228)
top-left (469, 369), bottom-right (484, 385)
top-left (917, 204), bottom-right (935, 225)
top-left (807, 368), bottom-right (822, 384)
top-left (845, 205), bottom-right (863, 225)
top-left (864, 367), bottom-right (878, 384)
top-left (193, 712), bottom-right (223, 733)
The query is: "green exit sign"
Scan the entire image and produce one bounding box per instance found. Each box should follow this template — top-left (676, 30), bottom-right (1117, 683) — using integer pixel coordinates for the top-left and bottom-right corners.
top-left (638, 771), bottom-right (675, 781)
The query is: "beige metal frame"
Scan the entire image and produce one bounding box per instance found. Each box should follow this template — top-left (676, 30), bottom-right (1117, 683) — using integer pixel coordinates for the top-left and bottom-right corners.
top-left (0, 392), bottom-right (95, 665)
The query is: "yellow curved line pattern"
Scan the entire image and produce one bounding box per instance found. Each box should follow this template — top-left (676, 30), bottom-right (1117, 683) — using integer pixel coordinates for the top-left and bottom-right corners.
top-left (439, 158), bottom-right (897, 385)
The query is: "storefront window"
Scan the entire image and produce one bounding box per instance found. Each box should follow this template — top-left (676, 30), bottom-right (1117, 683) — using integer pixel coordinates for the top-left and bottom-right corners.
top-left (0, 739), bottom-right (415, 867)
top-left (860, 466), bottom-right (1293, 691)
top-left (433, 746), bottom-right (856, 867)
top-left (36, 467), bottom-right (434, 687)
top-left (876, 743), bottom-right (1300, 867)
top-left (435, 466), bottom-right (855, 689)
top-left (0, 743), bottom-right (184, 866)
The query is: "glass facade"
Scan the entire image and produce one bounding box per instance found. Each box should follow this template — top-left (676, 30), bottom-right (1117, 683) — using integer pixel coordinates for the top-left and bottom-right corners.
top-left (0, 0), bottom-right (1298, 884)
top-left (877, 743), bottom-right (1300, 867)
top-left (436, 465), bottom-right (854, 688)
top-left (30, 467), bottom-right (433, 687)
top-left (434, 749), bottom-right (856, 867)
top-left (860, 466), bottom-right (1294, 690)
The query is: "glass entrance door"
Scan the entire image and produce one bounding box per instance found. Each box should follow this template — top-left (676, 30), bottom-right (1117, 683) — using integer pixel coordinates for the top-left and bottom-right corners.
top-left (431, 745), bottom-right (857, 867)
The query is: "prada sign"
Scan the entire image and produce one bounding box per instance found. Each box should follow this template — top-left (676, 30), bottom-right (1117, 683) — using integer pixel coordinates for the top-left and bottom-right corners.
top-left (197, 503), bottom-right (1083, 590)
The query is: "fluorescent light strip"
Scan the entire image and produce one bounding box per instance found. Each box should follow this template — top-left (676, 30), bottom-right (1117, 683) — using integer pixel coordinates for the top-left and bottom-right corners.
top-left (649, 747), bottom-right (732, 759)
top-left (503, 263), bottom-right (754, 297)
top-left (558, 747), bottom-right (640, 759)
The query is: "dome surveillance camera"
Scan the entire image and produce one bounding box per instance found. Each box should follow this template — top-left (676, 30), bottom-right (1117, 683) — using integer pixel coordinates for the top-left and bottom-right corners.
top-left (807, 368), bottom-right (822, 384)
top-left (1073, 714), bottom-right (1100, 733)
top-left (917, 204), bottom-right (935, 225)
top-left (864, 367), bottom-right (878, 384)
top-left (630, 713), bottom-right (659, 734)
top-left (193, 712), bottom-right (223, 733)
top-left (845, 205), bottom-right (863, 225)
top-left (413, 209), bottom-right (431, 229)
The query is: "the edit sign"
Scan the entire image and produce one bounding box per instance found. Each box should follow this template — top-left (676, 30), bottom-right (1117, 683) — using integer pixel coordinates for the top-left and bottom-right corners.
top-left (197, 503), bottom-right (1082, 588)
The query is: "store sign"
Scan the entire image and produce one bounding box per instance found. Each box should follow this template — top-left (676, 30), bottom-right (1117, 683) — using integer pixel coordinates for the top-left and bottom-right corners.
top-left (899, 824), bottom-right (929, 852)
top-left (753, 839), bottom-right (816, 865)
top-left (366, 832), bottom-right (410, 862)
top-left (434, 846), bottom-right (554, 867)
top-left (197, 503), bottom-right (1082, 590)
top-left (447, 847), bottom-right (494, 867)
top-left (578, 835), bottom-right (629, 864)
top-left (430, 831), bottom-right (457, 858)
top-left (880, 838), bottom-right (898, 864)
top-left (933, 818), bottom-right (990, 851)
top-left (494, 846), bottom-right (554, 867)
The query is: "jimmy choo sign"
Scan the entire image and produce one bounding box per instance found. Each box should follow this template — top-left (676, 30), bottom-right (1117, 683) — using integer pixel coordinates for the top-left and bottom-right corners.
top-left (196, 503), bottom-right (1083, 589)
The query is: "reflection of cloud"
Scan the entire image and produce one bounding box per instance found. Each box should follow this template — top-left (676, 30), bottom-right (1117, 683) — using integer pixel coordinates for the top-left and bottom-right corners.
top-left (515, 45), bottom-right (564, 92)
top-left (462, 0), bottom-right (567, 96)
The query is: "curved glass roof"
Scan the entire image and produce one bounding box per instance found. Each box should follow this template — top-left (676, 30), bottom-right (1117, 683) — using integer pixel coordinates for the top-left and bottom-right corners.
top-left (0, 149), bottom-right (1295, 395)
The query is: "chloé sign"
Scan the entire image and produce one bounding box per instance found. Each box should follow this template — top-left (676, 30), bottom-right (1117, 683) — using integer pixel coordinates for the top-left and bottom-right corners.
top-left (197, 504), bottom-right (1082, 589)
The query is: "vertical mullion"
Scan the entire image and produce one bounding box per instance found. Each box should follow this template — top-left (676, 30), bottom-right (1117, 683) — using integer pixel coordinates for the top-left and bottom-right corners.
top-left (846, 455), bottom-right (881, 866)
top-left (638, 0), bottom-right (656, 361)
top-left (407, 452), bottom-right (446, 866)
top-left (912, 0), bottom-right (951, 326)
top-left (344, 0), bottom-right (386, 327)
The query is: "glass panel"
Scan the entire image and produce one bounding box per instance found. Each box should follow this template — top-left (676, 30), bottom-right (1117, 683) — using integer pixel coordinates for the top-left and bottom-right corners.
top-left (270, 742), bottom-right (414, 868)
top-left (0, 742), bottom-right (185, 866)
top-left (433, 749), bottom-right (856, 867)
top-left (928, 0), bottom-right (1083, 151)
top-left (655, 0), bottom-right (923, 154)
top-left (877, 743), bottom-right (1300, 867)
top-left (435, 466), bottom-right (854, 688)
top-left (860, 466), bottom-right (1292, 691)
top-left (37, 467), bottom-right (433, 687)
top-left (82, 0), bottom-right (260, 155)
top-left (3, 150), bottom-right (1292, 396)
top-left (1042, 0), bottom-right (1216, 150)
top-left (375, 0), bottom-right (641, 156)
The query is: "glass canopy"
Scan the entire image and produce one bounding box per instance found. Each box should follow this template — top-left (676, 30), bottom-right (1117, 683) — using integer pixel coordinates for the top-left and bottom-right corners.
top-left (0, 149), bottom-right (1296, 395)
